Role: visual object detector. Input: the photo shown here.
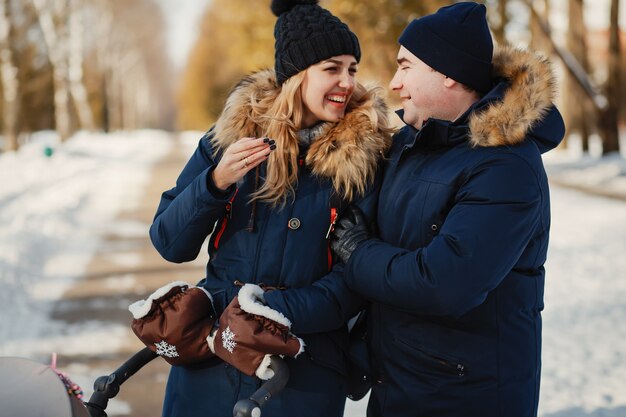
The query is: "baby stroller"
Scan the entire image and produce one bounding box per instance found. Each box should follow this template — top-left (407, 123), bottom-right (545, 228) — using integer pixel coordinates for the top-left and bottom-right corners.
top-left (0, 348), bottom-right (289, 417)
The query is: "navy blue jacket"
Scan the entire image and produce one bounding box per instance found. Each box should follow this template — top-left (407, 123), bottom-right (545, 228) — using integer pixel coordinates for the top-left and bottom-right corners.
top-left (344, 47), bottom-right (566, 417)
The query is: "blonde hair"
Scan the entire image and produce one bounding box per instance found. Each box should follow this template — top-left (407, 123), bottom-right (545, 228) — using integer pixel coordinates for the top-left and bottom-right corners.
top-left (249, 71), bottom-right (307, 207)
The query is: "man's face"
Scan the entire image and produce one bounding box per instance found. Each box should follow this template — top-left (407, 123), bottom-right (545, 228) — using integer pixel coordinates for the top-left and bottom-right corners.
top-left (389, 46), bottom-right (448, 129)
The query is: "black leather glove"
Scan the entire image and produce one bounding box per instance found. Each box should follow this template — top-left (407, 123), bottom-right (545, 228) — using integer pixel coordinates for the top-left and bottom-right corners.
top-left (330, 205), bottom-right (371, 264)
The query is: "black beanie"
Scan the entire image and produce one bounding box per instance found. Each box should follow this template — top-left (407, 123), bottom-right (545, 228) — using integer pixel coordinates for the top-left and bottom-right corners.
top-left (271, 0), bottom-right (361, 85)
top-left (399, 2), bottom-right (493, 93)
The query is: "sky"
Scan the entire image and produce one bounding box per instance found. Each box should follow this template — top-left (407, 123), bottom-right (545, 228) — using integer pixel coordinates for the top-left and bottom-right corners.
top-left (156, 0), bottom-right (211, 70)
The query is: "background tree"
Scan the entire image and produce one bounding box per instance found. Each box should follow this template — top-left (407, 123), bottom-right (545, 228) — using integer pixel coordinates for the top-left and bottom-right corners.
top-left (86, 0), bottom-right (173, 132)
top-left (0, 0), bottom-right (172, 151)
top-left (523, 0), bottom-right (621, 155)
top-left (564, 0), bottom-right (592, 151)
top-left (0, 0), bottom-right (20, 151)
top-left (67, 0), bottom-right (93, 131)
top-left (1, 0), bottom-right (54, 149)
top-left (490, 0), bottom-right (509, 46)
top-left (2, 0), bottom-right (623, 157)
top-left (529, 0), bottom-right (552, 53)
top-left (599, 0), bottom-right (621, 154)
top-left (176, 0), bottom-right (275, 130)
top-left (31, 0), bottom-right (73, 141)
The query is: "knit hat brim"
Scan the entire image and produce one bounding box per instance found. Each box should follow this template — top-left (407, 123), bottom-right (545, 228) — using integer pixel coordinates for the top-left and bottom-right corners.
top-left (276, 29), bottom-right (361, 85)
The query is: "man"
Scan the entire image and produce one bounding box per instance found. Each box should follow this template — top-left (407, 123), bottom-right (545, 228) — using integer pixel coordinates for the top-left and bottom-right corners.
top-left (331, 2), bottom-right (565, 417)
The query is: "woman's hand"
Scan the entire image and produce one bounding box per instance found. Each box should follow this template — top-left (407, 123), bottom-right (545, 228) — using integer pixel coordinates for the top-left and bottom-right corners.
top-left (212, 137), bottom-right (275, 191)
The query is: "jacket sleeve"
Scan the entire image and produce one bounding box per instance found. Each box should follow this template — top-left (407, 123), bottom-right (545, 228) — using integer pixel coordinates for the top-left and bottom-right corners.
top-left (262, 170), bottom-right (381, 335)
top-left (149, 131), bottom-right (236, 263)
top-left (345, 153), bottom-right (545, 318)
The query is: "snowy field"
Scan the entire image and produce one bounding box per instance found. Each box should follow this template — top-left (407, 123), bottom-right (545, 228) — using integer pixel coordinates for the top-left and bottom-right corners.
top-left (0, 131), bottom-right (625, 417)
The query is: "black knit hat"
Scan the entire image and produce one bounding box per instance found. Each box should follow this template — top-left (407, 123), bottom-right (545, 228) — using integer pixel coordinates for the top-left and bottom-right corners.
top-left (271, 0), bottom-right (361, 85)
top-left (399, 2), bottom-right (493, 93)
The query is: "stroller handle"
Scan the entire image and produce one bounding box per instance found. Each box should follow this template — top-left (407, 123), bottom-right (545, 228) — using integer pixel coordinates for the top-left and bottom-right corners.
top-left (84, 349), bottom-right (289, 417)
top-left (84, 347), bottom-right (158, 417)
top-left (108, 347), bottom-right (159, 386)
top-left (233, 356), bottom-right (290, 417)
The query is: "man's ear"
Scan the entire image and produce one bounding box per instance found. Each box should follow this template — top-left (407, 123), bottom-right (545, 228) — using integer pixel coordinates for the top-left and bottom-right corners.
top-left (443, 76), bottom-right (457, 89)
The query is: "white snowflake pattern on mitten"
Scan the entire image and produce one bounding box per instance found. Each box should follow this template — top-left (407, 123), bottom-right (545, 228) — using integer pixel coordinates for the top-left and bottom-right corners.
top-left (155, 340), bottom-right (179, 358)
top-left (222, 326), bottom-right (237, 353)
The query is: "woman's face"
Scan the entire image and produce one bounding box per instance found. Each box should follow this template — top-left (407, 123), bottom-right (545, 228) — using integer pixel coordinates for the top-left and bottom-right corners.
top-left (300, 55), bottom-right (357, 128)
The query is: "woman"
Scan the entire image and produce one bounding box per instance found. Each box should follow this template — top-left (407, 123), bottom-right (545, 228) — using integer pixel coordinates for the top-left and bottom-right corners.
top-left (149, 1), bottom-right (392, 416)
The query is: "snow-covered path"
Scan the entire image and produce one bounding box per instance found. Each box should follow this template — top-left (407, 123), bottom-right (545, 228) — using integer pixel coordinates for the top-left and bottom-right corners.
top-left (0, 132), bottom-right (624, 416)
top-left (539, 186), bottom-right (626, 417)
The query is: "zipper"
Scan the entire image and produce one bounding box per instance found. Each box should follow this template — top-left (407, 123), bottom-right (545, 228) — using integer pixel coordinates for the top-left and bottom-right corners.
top-left (213, 189), bottom-right (238, 250)
top-left (396, 339), bottom-right (466, 377)
top-left (325, 207), bottom-right (338, 239)
top-left (326, 207), bottom-right (338, 270)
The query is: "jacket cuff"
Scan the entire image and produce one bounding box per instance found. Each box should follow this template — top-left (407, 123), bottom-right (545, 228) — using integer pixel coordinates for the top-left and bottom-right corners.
top-left (205, 164), bottom-right (236, 200)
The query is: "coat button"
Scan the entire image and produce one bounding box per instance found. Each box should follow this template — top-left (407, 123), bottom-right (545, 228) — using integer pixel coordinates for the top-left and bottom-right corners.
top-left (288, 218), bottom-right (301, 230)
top-left (431, 224), bottom-right (438, 231)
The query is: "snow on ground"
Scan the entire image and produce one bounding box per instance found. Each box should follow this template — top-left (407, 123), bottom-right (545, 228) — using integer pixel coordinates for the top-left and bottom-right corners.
top-left (543, 133), bottom-right (626, 200)
top-left (539, 186), bottom-right (626, 417)
top-left (0, 130), bottom-right (175, 358)
top-left (0, 131), bottom-right (625, 416)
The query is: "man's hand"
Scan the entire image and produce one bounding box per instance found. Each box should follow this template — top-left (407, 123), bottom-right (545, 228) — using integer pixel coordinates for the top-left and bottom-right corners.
top-left (330, 205), bottom-right (371, 264)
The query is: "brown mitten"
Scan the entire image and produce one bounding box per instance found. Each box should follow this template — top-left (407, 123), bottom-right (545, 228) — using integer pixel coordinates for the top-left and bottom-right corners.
top-left (209, 284), bottom-right (304, 379)
top-left (129, 281), bottom-right (216, 366)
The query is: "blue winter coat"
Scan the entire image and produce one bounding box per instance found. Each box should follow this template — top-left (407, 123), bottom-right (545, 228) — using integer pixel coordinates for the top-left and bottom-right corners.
top-left (344, 47), bottom-right (566, 417)
top-left (149, 70), bottom-right (391, 417)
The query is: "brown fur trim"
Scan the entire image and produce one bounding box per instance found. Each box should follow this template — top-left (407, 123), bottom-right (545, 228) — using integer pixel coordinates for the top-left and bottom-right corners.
top-left (212, 70), bottom-right (279, 149)
top-left (469, 46), bottom-right (557, 147)
top-left (306, 83), bottom-right (392, 201)
top-left (211, 70), bottom-right (393, 202)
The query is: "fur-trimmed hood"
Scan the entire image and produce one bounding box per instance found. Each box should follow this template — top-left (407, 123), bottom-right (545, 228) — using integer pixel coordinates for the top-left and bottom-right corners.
top-left (211, 70), bottom-right (393, 202)
top-left (468, 45), bottom-right (558, 148)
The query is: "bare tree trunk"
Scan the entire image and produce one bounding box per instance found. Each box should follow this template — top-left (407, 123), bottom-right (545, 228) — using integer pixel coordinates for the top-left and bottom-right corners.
top-left (93, 3), bottom-right (114, 131)
top-left (493, 0), bottom-right (508, 46)
top-left (109, 49), bottom-right (142, 130)
top-left (109, 59), bottom-right (124, 130)
top-left (0, 0), bottom-right (20, 151)
top-left (32, 0), bottom-right (72, 141)
top-left (530, 0), bottom-right (551, 53)
top-left (524, 0), bottom-right (617, 157)
top-left (67, 0), bottom-right (94, 130)
top-left (132, 60), bottom-right (152, 129)
top-left (566, 0), bottom-right (592, 152)
top-left (525, 0), bottom-right (607, 111)
top-left (600, 0), bottom-right (621, 155)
